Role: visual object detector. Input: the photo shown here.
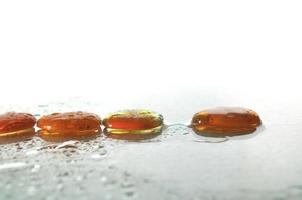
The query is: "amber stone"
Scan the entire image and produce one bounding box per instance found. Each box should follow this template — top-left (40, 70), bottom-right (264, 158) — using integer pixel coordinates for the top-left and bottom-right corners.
top-left (102, 109), bottom-right (164, 140)
top-left (191, 107), bottom-right (261, 136)
top-left (37, 111), bottom-right (101, 142)
top-left (0, 112), bottom-right (36, 144)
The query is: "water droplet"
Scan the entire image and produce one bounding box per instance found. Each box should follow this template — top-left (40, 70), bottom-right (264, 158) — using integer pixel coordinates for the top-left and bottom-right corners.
top-left (101, 176), bottom-right (107, 183)
top-left (26, 149), bottom-right (39, 155)
top-left (27, 186), bottom-right (37, 196)
top-left (56, 184), bottom-right (64, 191)
top-left (108, 165), bottom-right (116, 170)
top-left (91, 154), bottom-right (102, 159)
top-left (38, 105), bottom-right (48, 108)
top-left (99, 149), bottom-right (107, 155)
top-left (76, 176), bottom-right (83, 181)
top-left (124, 190), bottom-right (135, 197)
top-left (31, 164), bottom-right (40, 173)
top-left (55, 140), bottom-right (79, 149)
top-left (36, 144), bottom-right (58, 151)
top-left (91, 148), bottom-right (107, 159)
top-left (121, 181), bottom-right (134, 188)
top-left (5, 183), bottom-right (12, 190)
top-left (0, 162), bottom-right (27, 171)
top-left (193, 137), bottom-right (228, 143)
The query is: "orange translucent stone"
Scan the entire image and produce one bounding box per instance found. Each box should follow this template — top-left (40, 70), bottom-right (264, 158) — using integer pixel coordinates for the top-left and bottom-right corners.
top-left (37, 111), bottom-right (101, 142)
top-left (0, 112), bottom-right (36, 144)
top-left (102, 109), bottom-right (164, 140)
top-left (191, 107), bottom-right (261, 136)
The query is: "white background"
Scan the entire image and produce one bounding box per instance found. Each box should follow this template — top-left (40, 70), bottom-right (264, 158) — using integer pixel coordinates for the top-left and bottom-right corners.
top-left (0, 0), bottom-right (301, 117)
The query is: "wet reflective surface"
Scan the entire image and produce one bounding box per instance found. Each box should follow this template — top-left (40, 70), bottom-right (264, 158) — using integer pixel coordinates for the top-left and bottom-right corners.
top-left (0, 98), bottom-right (302, 200)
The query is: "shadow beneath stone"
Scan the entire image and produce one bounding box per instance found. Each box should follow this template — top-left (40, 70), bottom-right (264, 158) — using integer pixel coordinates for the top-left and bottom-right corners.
top-left (189, 124), bottom-right (266, 143)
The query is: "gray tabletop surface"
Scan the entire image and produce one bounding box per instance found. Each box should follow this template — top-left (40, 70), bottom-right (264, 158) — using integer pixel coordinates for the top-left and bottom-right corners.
top-left (0, 90), bottom-right (301, 200)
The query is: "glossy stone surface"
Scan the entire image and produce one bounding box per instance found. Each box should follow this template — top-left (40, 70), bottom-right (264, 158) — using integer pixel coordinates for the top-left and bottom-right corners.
top-left (0, 112), bottom-right (36, 133)
top-left (37, 111), bottom-right (101, 142)
top-left (191, 107), bottom-right (261, 136)
top-left (102, 109), bottom-right (163, 140)
top-left (0, 112), bottom-right (36, 144)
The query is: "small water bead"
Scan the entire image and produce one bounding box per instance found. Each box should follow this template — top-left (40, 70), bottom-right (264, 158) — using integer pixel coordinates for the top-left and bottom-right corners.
top-left (0, 112), bottom-right (36, 144)
top-left (55, 140), bottom-right (79, 149)
top-left (102, 109), bottom-right (164, 140)
top-left (191, 107), bottom-right (261, 136)
top-left (0, 162), bottom-right (28, 171)
top-left (37, 111), bottom-right (101, 142)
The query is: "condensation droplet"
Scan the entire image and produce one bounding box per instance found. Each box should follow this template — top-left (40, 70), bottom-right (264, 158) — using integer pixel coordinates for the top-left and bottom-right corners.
top-left (76, 176), bottom-right (83, 181)
top-left (99, 149), bottom-right (107, 155)
top-left (31, 164), bottom-right (41, 173)
top-left (121, 181), bottom-right (135, 188)
top-left (38, 105), bottom-right (48, 108)
top-left (124, 190), bottom-right (135, 197)
top-left (55, 140), bottom-right (79, 149)
top-left (27, 186), bottom-right (37, 196)
top-left (193, 137), bottom-right (228, 143)
top-left (91, 154), bottom-right (102, 159)
top-left (101, 176), bottom-right (107, 183)
top-left (26, 149), bottom-right (40, 156)
top-left (56, 184), bottom-right (64, 191)
top-left (0, 162), bottom-right (27, 171)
